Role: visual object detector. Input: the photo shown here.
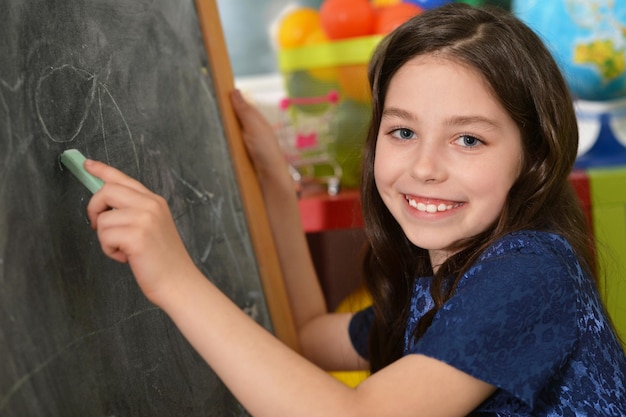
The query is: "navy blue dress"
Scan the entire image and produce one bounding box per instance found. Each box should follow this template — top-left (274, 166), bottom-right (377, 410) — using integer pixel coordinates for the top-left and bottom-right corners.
top-left (349, 231), bottom-right (626, 416)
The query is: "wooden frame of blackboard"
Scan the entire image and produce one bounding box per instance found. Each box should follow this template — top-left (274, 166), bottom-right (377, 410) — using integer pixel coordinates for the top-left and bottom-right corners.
top-left (195, 0), bottom-right (300, 351)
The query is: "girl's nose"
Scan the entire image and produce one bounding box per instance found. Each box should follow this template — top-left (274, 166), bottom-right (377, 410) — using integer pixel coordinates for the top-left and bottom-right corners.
top-left (409, 140), bottom-right (447, 184)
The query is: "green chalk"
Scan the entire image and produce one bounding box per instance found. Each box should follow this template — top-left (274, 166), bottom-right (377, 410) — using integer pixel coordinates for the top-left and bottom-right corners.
top-left (60, 149), bottom-right (104, 193)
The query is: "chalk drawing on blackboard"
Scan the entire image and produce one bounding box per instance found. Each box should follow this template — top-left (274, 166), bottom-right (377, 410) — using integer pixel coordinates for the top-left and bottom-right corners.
top-left (25, 56), bottom-right (258, 304)
top-left (35, 65), bottom-right (97, 143)
top-left (34, 63), bottom-right (140, 176)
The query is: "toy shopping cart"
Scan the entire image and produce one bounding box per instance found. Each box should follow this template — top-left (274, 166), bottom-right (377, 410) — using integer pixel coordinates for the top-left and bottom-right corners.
top-left (276, 90), bottom-right (342, 195)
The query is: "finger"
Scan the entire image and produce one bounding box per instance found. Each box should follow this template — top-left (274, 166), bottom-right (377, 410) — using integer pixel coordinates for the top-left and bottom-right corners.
top-left (102, 246), bottom-right (129, 264)
top-left (93, 198), bottom-right (184, 279)
top-left (86, 182), bottom-right (163, 229)
top-left (230, 90), bottom-right (284, 160)
top-left (84, 159), bottom-right (149, 195)
top-left (230, 89), bottom-right (254, 118)
top-left (94, 207), bottom-right (138, 262)
top-left (93, 202), bottom-right (161, 263)
top-left (230, 89), bottom-right (274, 135)
top-left (97, 227), bottom-right (130, 264)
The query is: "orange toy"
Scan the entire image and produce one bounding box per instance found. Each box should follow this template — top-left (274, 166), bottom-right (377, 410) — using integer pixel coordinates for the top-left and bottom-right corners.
top-left (371, 0), bottom-right (401, 5)
top-left (374, 3), bottom-right (423, 34)
top-left (320, 0), bottom-right (376, 40)
top-left (277, 7), bottom-right (322, 49)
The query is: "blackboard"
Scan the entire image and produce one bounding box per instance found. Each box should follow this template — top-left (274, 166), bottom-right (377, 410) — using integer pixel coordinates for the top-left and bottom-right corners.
top-left (0, 1), bottom-right (297, 416)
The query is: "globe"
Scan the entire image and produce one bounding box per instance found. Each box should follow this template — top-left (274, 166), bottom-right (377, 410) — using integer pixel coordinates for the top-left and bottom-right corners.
top-left (513, 0), bottom-right (626, 101)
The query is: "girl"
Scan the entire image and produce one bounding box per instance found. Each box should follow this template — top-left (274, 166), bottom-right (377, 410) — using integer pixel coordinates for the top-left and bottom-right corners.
top-left (85, 3), bottom-right (626, 416)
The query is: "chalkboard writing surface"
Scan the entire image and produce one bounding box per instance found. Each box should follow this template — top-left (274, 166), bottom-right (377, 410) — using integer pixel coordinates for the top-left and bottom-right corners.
top-left (0, 1), bottom-right (296, 416)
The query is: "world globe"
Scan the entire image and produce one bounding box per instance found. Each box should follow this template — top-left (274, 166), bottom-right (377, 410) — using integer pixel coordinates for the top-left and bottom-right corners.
top-left (513, 0), bottom-right (626, 102)
top-left (513, 0), bottom-right (626, 167)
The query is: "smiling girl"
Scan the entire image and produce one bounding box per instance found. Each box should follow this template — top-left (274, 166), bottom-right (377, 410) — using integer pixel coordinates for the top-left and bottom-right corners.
top-left (85, 3), bottom-right (626, 416)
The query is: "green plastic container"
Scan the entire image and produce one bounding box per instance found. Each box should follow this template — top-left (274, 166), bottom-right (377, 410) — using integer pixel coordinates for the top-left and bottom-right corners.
top-left (277, 36), bottom-right (382, 189)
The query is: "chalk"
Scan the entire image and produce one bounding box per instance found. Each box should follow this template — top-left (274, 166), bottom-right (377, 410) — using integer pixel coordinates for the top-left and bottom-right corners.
top-left (60, 149), bottom-right (104, 193)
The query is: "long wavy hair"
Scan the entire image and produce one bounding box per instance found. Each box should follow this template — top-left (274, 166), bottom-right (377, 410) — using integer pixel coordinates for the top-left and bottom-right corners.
top-left (360, 3), bottom-right (596, 373)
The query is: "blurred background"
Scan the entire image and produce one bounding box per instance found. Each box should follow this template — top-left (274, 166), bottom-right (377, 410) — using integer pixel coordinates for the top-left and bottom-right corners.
top-left (217, 0), bottom-right (511, 77)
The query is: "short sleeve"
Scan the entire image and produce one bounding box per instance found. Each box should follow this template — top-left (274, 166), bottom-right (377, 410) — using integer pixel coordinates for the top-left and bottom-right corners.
top-left (409, 237), bottom-right (579, 409)
top-left (349, 306), bottom-right (374, 360)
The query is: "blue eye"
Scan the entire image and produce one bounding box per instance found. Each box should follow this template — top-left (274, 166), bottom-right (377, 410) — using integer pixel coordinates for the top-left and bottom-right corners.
top-left (457, 134), bottom-right (482, 147)
top-left (391, 128), bottom-right (415, 140)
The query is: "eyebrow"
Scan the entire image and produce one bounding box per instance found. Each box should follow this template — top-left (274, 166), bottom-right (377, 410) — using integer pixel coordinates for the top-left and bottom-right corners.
top-left (382, 107), bottom-right (415, 121)
top-left (382, 107), bottom-right (501, 130)
top-left (446, 115), bottom-right (500, 130)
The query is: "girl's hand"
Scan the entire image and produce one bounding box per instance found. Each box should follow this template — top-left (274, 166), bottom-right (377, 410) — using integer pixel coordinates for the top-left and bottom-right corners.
top-left (230, 89), bottom-right (289, 183)
top-left (84, 159), bottom-right (197, 305)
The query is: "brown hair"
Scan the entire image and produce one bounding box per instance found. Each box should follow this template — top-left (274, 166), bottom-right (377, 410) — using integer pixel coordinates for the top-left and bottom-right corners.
top-left (360, 3), bottom-right (595, 373)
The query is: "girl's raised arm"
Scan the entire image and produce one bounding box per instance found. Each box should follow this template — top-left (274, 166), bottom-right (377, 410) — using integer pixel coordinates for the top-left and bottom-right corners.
top-left (229, 89), bottom-right (361, 370)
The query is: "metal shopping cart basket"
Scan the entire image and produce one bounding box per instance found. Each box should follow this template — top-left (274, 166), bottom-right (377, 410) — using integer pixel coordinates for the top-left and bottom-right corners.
top-left (275, 90), bottom-right (342, 195)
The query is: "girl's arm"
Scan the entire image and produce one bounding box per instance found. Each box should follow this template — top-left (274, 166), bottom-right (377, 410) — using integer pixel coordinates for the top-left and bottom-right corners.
top-left (228, 89), bottom-right (326, 331)
top-left (229, 89), bottom-right (361, 369)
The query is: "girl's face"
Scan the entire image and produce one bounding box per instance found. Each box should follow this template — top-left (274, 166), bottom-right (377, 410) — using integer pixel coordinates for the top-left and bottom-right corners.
top-left (374, 54), bottom-right (523, 270)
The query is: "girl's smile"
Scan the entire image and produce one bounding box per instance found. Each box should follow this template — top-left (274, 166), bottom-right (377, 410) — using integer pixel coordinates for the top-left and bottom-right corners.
top-left (374, 54), bottom-right (523, 268)
top-left (404, 195), bottom-right (464, 214)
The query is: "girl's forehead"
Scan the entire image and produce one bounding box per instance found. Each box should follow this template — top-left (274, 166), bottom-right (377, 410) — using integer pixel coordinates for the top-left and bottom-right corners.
top-left (386, 54), bottom-right (504, 113)
top-left (388, 56), bottom-right (496, 103)
top-left (395, 54), bottom-right (490, 88)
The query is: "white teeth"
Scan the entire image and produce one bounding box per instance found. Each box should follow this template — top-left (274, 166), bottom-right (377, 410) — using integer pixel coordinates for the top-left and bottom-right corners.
top-left (407, 197), bottom-right (459, 212)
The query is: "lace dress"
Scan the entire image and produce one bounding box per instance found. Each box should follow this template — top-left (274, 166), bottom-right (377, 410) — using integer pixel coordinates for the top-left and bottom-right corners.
top-left (349, 231), bottom-right (626, 416)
